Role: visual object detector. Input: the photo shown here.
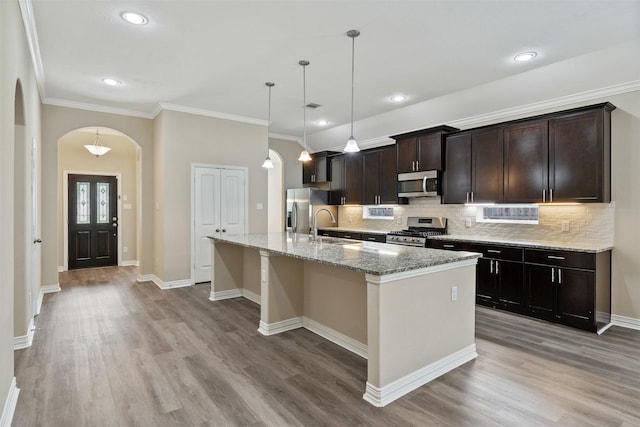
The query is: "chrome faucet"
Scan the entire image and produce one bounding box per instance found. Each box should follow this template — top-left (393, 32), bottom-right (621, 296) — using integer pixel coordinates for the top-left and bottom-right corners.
top-left (312, 208), bottom-right (337, 241)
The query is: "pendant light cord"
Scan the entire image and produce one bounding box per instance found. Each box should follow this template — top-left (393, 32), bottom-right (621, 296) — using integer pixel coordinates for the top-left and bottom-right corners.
top-left (302, 62), bottom-right (307, 151)
top-left (350, 35), bottom-right (355, 138)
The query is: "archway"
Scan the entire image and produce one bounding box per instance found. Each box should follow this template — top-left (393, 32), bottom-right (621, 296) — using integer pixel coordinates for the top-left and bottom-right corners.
top-left (57, 127), bottom-right (142, 272)
top-left (267, 149), bottom-right (284, 232)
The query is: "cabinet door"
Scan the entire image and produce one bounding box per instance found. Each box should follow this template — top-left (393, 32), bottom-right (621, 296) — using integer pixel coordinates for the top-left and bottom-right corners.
top-left (396, 137), bottom-right (417, 173)
top-left (417, 133), bottom-right (443, 171)
top-left (557, 268), bottom-right (595, 326)
top-left (443, 133), bottom-right (471, 204)
top-left (362, 151), bottom-right (380, 205)
top-left (329, 155), bottom-right (345, 205)
top-left (504, 119), bottom-right (548, 203)
top-left (472, 127), bottom-right (504, 203)
top-left (302, 158), bottom-right (315, 184)
top-left (379, 145), bottom-right (398, 204)
top-left (525, 264), bottom-right (555, 320)
top-left (315, 155), bottom-right (329, 183)
top-left (343, 153), bottom-right (363, 204)
top-left (497, 260), bottom-right (524, 311)
top-left (549, 109), bottom-right (605, 202)
top-left (476, 258), bottom-right (497, 305)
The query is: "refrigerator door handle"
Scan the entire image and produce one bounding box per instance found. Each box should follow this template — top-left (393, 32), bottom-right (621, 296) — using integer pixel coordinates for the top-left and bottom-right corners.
top-left (292, 202), bottom-right (298, 232)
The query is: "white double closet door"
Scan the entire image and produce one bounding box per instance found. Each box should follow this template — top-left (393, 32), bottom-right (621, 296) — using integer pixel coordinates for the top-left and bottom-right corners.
top-left (193, 166), bottom-right (247, 283)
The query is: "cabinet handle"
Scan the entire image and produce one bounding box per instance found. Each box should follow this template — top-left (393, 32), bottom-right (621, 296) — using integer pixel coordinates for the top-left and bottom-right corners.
top-left (344, 235), bottom-right (352, 239)
top-left (490, 260), bottom-right (494, 274)
top-left (415, 160), bottom-right (419, 171)
top-left (547, 255), bottom-right (565, 260)
top-left (550, 188), bottom-right (554, 202)
top-left (558, 268), bottom-right (562, 284)
top-left (487, 249), bottom-right (501, 254)
top-left (552, 267), bottom-right (555, 282)
top-left (495, 261), bottom-right (499, 275)
top-left (466, 192), bottom-right (470, 204)
top-left (471, 192), bottom-right (474, 203)
top-left (443, 244), bottom-right (454, 248)
top-left (367, 237), bottom-right (377, 241)
top-left (543, 189), bottom-right (546, 203)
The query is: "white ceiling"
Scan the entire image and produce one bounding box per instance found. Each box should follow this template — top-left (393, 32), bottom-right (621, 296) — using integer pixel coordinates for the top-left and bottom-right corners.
top-left (27, 0), bottom-right (640, 147)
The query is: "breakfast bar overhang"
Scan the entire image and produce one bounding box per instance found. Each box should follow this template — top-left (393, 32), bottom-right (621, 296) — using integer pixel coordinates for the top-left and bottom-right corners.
top-left (208, 232), bottom-right (481, 407)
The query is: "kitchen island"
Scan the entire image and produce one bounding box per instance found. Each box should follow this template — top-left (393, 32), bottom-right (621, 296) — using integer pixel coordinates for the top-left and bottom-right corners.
top-left (208, 232), bottom-right (481, 407)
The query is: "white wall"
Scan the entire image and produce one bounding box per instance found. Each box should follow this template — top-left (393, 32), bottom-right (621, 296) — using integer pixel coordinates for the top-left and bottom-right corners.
top-left (0, 0), bottom-right (42, 417)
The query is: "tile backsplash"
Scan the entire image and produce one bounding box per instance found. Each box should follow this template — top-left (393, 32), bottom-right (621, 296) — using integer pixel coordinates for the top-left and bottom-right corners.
top-left (339, 199), bottom-right (615, 246)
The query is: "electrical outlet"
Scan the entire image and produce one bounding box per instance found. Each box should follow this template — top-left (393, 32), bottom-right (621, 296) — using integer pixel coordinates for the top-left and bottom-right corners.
top-left (562, 221), bottom-right (570, 232)
top-left (451, 286), bottom-right (458, 302)
top-left (465, 217), bottom-right (472, 228)
top-left (123, 246), bottom-right (128, 253)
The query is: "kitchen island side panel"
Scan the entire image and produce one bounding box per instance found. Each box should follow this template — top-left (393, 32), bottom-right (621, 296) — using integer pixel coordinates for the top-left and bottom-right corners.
top-left (211, 241), bottom-right (244, 296)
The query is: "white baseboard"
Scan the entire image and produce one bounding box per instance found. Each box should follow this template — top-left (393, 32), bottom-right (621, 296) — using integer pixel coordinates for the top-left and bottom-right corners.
top-left (258, 317), bottom-right (304, 336)
top-left (57, 266), bottom-right (64, 272)
top-left (0, 377), bottom-right (19, 427)
top-left (137, 274), bottom-right (192, 290)
top-left (611, 314), bottom-right (640, 331)
top-left (209, 288), bottom-right (242, 302)
top-left (241, 288), bottom-right (261, 305)
top-left (363, 344), bottom-right (478, 407)
top-left (13, 317), bottom-right (35, 350)
top-left (303, 317), bottom-right (367, 359)
top-left (122, 260), bottom-right (139, 267)
top-left (37, 284), bottom-right (61, 316)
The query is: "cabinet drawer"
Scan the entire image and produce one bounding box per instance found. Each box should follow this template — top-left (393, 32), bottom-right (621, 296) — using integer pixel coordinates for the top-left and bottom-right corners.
top-left (524, 249), bottom-right (595, 270)
top-left (335, 231), bottom-right (362, 240)
top-left (317, 229), bottom-right (339, 238)
top-left (430, 240), bottom-right (471, 251)
top-left (470, 244), bottom-right (523, 262)
top-left (361, 232), bottom-right (386, 243)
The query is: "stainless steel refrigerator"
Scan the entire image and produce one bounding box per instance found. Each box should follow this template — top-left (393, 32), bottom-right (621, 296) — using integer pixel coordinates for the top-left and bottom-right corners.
top-left (286, 188), bottom-right (338, 234)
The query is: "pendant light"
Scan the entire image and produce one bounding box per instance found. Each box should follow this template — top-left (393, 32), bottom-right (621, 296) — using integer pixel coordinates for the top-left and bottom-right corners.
top-left (344, 29), bottom-right (361, 153)
top-left (84, 128), bottom-right (111, 157)
top-left (262, 82), bottom-right (275, 169)
top-left (298, 60), bottom-right (312, 162)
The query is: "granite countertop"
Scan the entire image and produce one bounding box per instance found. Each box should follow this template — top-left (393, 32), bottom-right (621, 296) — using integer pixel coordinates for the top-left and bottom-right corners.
top-left (317, 227), bottom-right (390, 235)
top-left (209, 232), bottom-right (480, 276)
top-left (429, 235), bottom-right (612, 253)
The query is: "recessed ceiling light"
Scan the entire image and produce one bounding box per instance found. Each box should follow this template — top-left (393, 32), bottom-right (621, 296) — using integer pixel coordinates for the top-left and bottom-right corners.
top-left (316, 119), bottom-right (329, 126)
top-left (102, 78), bottom-right (122, 86)
top-left (390, 95), bottom-right (407, 102)
top-left (121, 11), bottom-right (148, 25)
top-left (514, 51), bottom-right (537, 62)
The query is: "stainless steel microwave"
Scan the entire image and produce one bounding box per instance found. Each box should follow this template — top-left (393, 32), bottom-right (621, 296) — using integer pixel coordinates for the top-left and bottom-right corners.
top-left (397, 170), bottom-right (440, 198)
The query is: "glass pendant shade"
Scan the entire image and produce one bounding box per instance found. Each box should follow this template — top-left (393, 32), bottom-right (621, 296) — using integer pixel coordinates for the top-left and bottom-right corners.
top-left (262, 156), bottom-right (274, 168)
top-left (343, 136), bottom-right (360, 153)
top-left (84, 129), bottom-right (111, 157)
top-left (298, 150), bottom-right (312, 162)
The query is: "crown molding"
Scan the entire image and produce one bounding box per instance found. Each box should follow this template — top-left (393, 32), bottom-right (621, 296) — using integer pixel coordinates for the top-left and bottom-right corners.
top-left (268, 132), bottom-right (302, 144)
top-left (18, 0), bottom-right (46, 102)
top-left (44, 97), bottom-right (154, 119)
top-left (325, 135), bottom-right (395, 153)
top-left (446, 80), bottom-right (640, 130)
top-left (159, 102), bottom-right (267, 126)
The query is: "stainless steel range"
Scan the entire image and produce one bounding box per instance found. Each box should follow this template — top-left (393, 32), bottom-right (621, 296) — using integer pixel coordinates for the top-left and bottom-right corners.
top-left (386, 217), bottom-right (447, 247)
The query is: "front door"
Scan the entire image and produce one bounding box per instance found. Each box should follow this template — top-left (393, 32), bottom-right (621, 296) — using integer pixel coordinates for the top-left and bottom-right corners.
top-left (68, 174), bottom-right (118, 269)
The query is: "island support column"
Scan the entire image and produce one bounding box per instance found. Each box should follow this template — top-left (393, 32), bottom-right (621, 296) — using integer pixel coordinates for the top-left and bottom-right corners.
top-left (257, 250), bottom-right (304, 335)
top-left (363, 259), bottom-right (479, 407)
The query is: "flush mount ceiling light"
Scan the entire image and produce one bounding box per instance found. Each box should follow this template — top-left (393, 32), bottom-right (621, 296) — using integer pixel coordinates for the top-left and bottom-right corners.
top-left (390, 94), bottom-right (407, 102)
top-left (298, 60), bottom-right (312, 162)
top-left (84, 128), bottom-right (111, 157)
top-left (262, 82), bottom-right (275, 169)
top-left (102, 78), bottom-right (122, 86)
top-left (344, 29), bottom-right (361, 153)
top-left (316, 119), bottom-right (329, 126)
top-left (121, 11), bottom-right (148, 25)
top-left (514, 51), bottom-right (537, 62)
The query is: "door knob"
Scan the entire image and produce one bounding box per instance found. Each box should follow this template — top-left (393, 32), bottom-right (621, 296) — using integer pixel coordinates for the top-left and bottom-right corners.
top-left (222, 229), bottom-right (227, 232)
top-left (33, 239), bottom-right (42, 244)
top-left (215, 228), bottom-right (221, 232)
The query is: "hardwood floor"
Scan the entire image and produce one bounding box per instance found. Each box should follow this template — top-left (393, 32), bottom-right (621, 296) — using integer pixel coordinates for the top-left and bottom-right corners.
top-left (13, 266), bottom-right (640, 426)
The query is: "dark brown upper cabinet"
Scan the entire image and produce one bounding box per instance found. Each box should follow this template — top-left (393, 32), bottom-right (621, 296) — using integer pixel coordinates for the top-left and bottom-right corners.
top-left (548, 107), bottom-right (612, 202)
top-left (329, 152), bottom-right (363, 205)
top-left (392, 126), bottom-right (458, 174)
top-left (363, 145), bottom-right (398, 205)
top-left (302, 151), bottom-right (336, 184)
top-left (443, 127), bottom-right (503, 204)
top-left (503, 119), bottom-right (549, 203)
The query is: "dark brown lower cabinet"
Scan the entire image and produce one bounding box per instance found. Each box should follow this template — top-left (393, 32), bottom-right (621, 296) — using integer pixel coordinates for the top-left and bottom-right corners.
top-left (431, 239), bottom-right (611, 333)
top-left (524, 248), bottom-right (611, 333)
